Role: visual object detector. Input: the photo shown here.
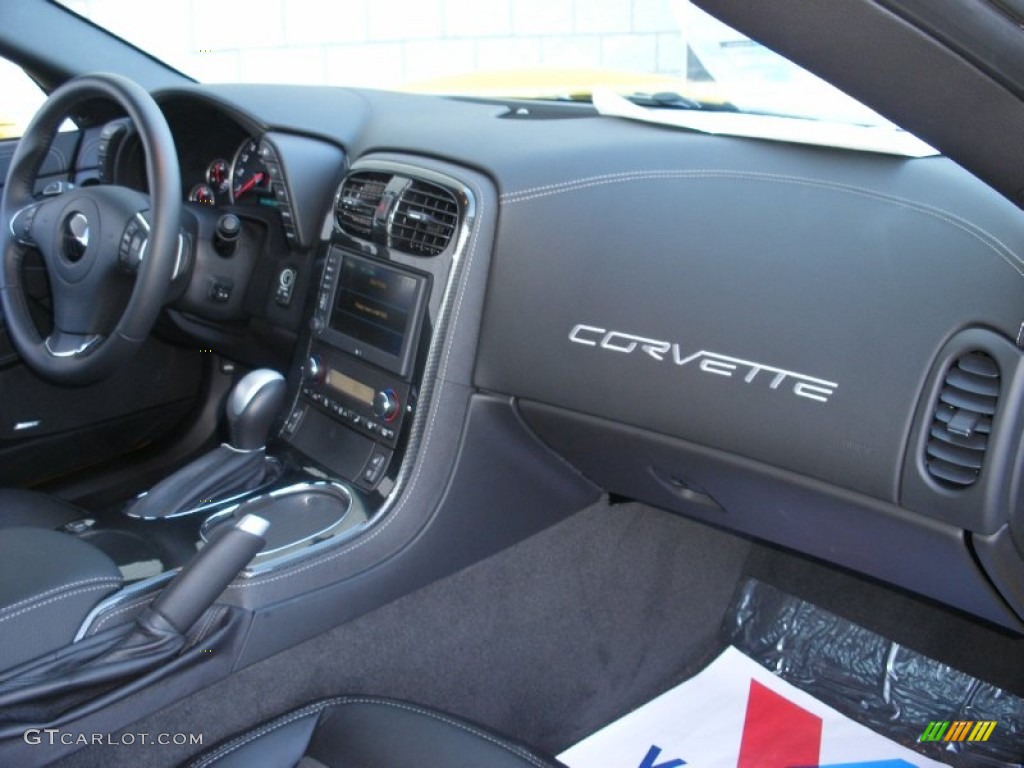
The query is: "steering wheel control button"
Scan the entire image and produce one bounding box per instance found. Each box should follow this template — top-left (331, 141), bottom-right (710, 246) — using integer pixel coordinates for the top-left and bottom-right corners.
top-left (276, 266), bottom-right (297, 306)
top-left (118, 218), bottom-right (147, 271)
top-left (10, 205), bottom-right (38, 245)
top-left (43, 180), bottom-right (74, 196)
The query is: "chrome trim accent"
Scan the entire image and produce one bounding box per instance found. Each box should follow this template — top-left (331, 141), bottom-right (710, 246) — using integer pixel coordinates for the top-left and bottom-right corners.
top-left (73, 569), bottom-right (176, 642)
top-left (13, 420), bottom-right (41, 431)
top-left (64, 211), bottom-right (89, 251)
top-left (200, 481), bottom-right (354, 560)
top-left (45, 333), bottom-right (102, 358)
top-left (131, 212), bottom-right (185, 279)
top-left (122, 454), bottom-right (281, 520)
top-left (9, 204), bottom-right (38, 244)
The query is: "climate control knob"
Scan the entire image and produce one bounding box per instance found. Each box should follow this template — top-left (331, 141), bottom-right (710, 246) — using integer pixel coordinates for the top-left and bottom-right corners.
top-left (303, 355), bottom-right (324, 384)
top-left (373, 389), bottom-right (399, 422)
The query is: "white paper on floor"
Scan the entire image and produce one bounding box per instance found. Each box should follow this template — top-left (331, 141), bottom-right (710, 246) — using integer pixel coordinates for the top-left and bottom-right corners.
top-left (558, 646), bottom-right (949, 768)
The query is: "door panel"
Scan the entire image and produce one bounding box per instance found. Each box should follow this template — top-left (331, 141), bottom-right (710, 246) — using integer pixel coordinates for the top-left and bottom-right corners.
top-left (0, 337), bottom-right (205, 488)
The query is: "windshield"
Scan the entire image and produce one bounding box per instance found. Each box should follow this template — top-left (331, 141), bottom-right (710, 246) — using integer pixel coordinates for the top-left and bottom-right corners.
top-left (55, 0), bottom-right (891, 126)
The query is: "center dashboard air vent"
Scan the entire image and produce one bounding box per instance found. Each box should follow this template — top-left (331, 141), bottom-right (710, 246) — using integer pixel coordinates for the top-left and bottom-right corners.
top-left (389, 181), bottom-right (459, 256)
top-left (335, 172), bottom-right (390, 239)
top-left (924, 351), bottom-right (1000, 489)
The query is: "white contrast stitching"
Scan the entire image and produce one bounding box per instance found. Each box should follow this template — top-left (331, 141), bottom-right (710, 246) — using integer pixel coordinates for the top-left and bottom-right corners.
top-left (501, 170), bottom-right (1024, 279)
top-left (189, 607), bottom-right (220, 648)
top-left (89, 595), bottom-right (155, 634)
top-left (1017, 322), bottom-right (1024, 349)
top-left (190, 701), bottom-right (327, 767)
top-left (0, 576), bottom-right (121, 617)
top-left (191, 697), bottom-right (550, 768)
top-left (0, 584), bottom-right (120, 625)
top-left (227, 184), bottom-right (486, 591)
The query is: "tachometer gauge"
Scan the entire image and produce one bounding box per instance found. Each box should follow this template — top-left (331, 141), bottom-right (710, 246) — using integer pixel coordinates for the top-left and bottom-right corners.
top-left (229, 138), bottom-right (269, 203)
top-left (206, 159), bottom-right (229, 193)
top-left (189, 183), bottom-right (216, 206)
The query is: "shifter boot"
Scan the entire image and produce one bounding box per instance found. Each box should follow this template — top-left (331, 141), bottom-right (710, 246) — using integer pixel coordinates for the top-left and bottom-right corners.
top-left (122, 445), bottom-right (267, 520)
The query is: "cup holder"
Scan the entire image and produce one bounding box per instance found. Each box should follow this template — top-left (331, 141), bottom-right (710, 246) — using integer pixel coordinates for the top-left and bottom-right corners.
top-left (200, 482), bottom-right (354, 561)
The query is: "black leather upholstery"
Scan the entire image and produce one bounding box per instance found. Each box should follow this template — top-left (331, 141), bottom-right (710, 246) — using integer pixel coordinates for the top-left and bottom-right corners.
top-left (123, 444), bottom-right (267, 520)
top-left (0, 488), bottom-right (85, 529)
top-left (0, 527), bottom-right (121, 671)
top-left (185, 697), bottom-right (567, 768)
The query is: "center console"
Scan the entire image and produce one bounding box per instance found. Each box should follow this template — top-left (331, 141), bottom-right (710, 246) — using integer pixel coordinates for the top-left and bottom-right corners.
top-left (285, 249), bottom-right (429, 489)
top-left (280, 164), bottom-right (468, 495)
top-left (74, 160), bottom-right (476, 638)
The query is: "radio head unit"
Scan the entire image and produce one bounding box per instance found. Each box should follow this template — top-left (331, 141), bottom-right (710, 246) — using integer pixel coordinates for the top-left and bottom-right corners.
top-left (315, 248), bottom-right (430, 379)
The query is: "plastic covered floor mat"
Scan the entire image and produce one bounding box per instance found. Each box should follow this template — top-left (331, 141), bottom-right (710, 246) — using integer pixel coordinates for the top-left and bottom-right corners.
top-left (558, 580), bottom-right (1023, 768)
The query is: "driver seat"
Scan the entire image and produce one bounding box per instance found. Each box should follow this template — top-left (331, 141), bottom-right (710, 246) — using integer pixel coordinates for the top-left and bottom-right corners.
top-left (0, 488), bottom-right (87, 530)
top-left (0, 489), bottom-right (123, 672)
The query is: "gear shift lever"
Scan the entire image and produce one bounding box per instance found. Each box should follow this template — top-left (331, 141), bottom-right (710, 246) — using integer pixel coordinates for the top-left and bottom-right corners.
top-left (227, 369), bottom-right (287, 450)
top-left (124, 369), bottom-right (286, 520)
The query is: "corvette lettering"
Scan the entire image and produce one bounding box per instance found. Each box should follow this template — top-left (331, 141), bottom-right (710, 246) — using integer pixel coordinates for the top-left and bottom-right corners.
top-left (568, 324), bottom-right (837, 404)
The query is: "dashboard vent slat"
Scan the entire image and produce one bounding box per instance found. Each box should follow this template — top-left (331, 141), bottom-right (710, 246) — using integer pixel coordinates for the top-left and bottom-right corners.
top-left (390, 181), bottom-right (459, 256)
top-left (924, 351), bottom-right (1000, 489)
top-left (336, 172), bottom-right (390, 239)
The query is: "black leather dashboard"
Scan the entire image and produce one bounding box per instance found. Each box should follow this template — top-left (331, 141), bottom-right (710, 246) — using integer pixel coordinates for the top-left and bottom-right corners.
top-left (93, 85), bottom-right (1024, 630)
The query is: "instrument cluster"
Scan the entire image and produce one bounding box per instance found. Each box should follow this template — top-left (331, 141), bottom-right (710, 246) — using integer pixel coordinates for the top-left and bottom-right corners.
top-left (187, 138), bottom-right (272, 208)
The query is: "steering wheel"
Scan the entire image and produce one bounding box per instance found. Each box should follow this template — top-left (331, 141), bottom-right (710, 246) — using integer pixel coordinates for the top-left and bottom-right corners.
top-left (0, 73), bottom-right (181, 385)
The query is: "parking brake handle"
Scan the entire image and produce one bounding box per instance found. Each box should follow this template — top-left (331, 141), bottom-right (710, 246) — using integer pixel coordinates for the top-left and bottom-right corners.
top-left (0, 514), bottom-right (269, 724)
top-left (147, 514), bottom-right (269, 634)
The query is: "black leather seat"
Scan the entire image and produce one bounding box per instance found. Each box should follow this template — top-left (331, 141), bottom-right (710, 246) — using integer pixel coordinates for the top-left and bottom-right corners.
top-left (184, 696), bottom-right (567, 768)
top-left (0, 488), bottom-right (86, 529)
top-left (0, 527), bottom-right (122, 671)
top-left (0, 489), bottom-right (122, 673)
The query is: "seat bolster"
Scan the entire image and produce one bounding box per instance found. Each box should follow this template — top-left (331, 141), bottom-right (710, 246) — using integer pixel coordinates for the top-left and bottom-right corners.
top-left (186, 697), bottom-right (567, 768)
top-left (0, 488), bottom-right (84, 529)
top-left (0, 527), bottom-right (122, 671)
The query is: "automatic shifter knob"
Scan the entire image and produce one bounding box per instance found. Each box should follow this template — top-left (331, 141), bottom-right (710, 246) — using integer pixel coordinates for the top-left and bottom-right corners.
top-left (227, 369), bottom-right (287, 450)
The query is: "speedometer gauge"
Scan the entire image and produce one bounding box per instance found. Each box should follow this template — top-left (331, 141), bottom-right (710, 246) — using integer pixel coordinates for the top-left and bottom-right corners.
top-left (229, 139), bottom-right (269, 203)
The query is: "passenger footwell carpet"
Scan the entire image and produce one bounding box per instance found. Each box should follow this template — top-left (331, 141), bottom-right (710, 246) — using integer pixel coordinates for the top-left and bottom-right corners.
top-left (559, 580), bottom-right (1024, 768)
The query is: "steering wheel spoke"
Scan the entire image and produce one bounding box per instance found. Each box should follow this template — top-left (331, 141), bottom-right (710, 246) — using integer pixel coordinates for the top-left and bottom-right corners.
top-left (44, 331), bottom-right (103, 358)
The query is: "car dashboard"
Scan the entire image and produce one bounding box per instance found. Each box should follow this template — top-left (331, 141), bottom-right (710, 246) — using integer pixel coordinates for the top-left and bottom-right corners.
top-left (57, 82), bottom-right (1024, 645)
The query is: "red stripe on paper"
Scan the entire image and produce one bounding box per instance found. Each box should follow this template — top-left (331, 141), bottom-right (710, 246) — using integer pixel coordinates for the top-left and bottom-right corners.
top-left (737, 679), bottom-right (823, 768)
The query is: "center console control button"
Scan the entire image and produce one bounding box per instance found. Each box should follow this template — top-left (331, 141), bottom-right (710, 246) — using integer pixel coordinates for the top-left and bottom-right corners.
top-left (360, 446), bottom-right (391, 487)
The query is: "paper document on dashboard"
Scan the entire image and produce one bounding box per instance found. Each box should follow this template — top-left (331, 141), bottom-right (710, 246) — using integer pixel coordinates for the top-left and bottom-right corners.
top-left (558, 645), bottom-right (948, 768)
top-left (592, 88), bottom-right (939, 158)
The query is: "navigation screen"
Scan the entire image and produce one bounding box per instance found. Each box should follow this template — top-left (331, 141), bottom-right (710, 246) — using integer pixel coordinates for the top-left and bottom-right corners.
top-left (330, 254), bottom-right (421, 357)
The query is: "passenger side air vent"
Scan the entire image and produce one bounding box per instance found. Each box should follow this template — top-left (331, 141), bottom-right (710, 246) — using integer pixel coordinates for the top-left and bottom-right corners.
top-left (335, 172), bottom-right (390, 239)
top-left (390, 181), bottom-right (459, 256)
top-left (925, 352), bottom-right (1000, 488)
